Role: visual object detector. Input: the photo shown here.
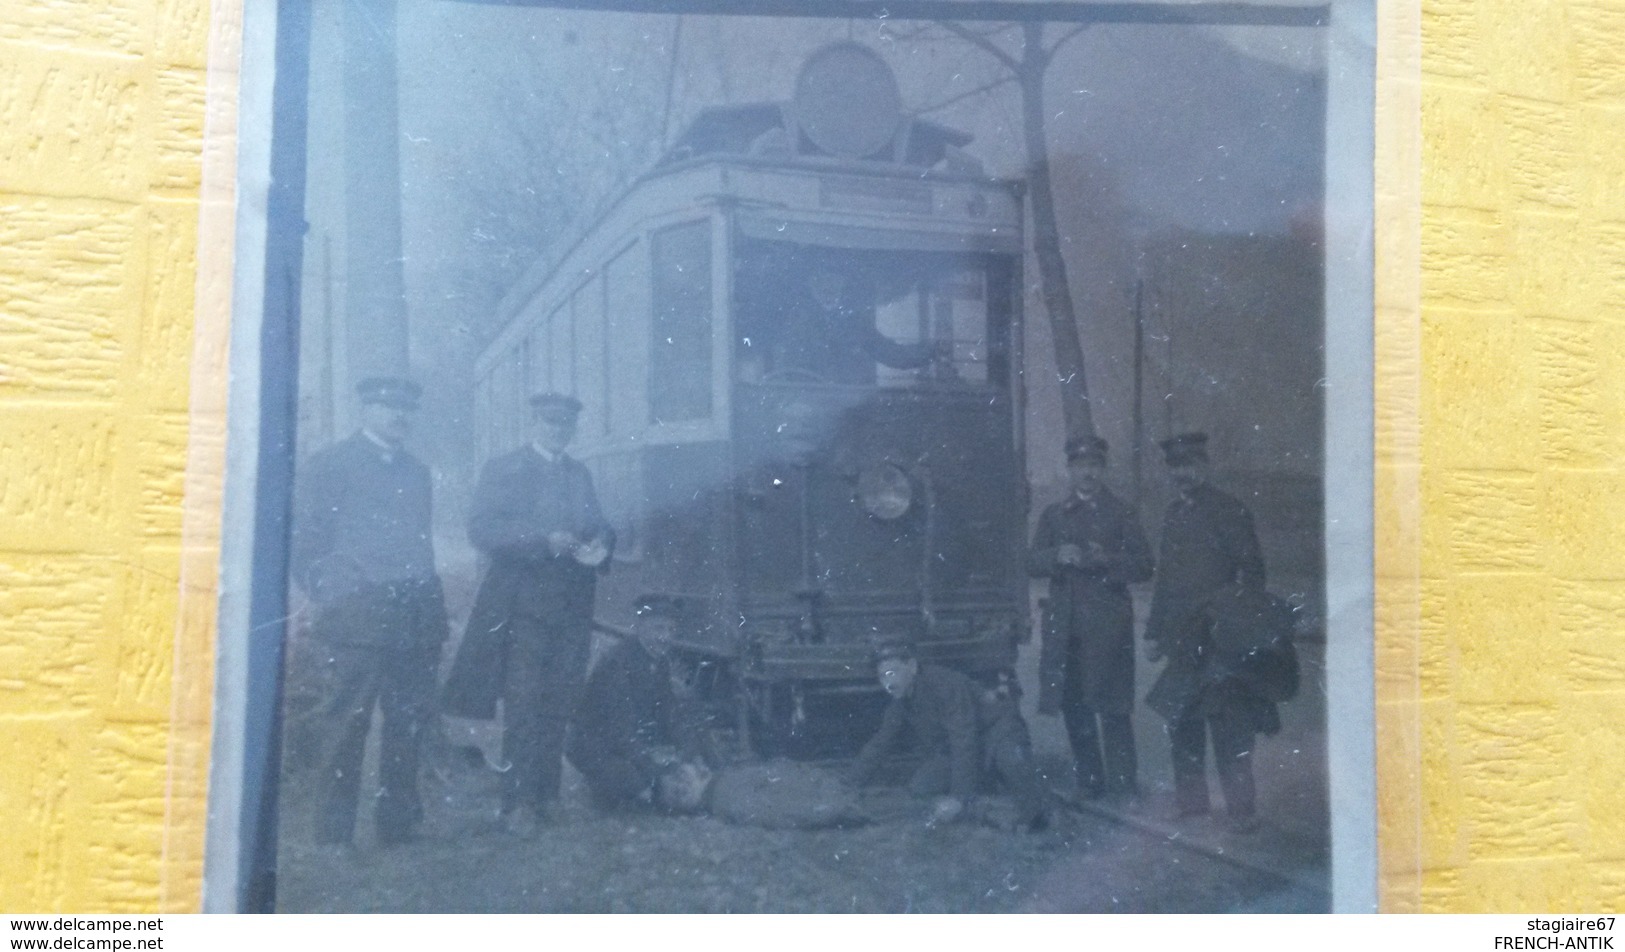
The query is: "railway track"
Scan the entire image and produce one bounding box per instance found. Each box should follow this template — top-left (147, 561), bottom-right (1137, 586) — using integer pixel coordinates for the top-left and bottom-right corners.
top-left (1058, 793), bottom-right (1332, 902)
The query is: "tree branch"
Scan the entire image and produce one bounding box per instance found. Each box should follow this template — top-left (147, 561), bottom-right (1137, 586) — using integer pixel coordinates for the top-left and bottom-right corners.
top-left (911, 73), bottom-right (1017, 115)
top-left (1045, 22), bottom-right (1091, 56)
top-left (878, 22), bottom-right (938, 42)
top-left (936, 20), bottom-right (1019, 72)
top-left (964, 22), bottom-right (1018, 39)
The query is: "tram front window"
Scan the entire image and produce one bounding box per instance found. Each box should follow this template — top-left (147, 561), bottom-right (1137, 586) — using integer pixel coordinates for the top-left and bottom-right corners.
top-left (735, 245), bottom-right (993, 388)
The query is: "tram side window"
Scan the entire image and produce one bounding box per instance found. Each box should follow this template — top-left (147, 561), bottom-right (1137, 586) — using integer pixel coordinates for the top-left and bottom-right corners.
top-left (527, 322), bottom-right (549, 396)
top-left (605, 243), bottom-right (646, 437)
top-left (549, 298), bottom-right (574, 398)
top-left (476, 374), bottom-right (492, 461)
top-left (495, 348), bottom-right (525, 451)
top-left (575, 275), bottom-right (607, 440)
top-left (650, 220), bottom-right (713, 423)
top-left (516, 337), bottom-right (532, 410)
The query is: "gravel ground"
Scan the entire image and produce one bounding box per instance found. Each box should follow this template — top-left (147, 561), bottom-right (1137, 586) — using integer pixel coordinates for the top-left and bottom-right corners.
top-left (275, 756), bottom-right (1325, 914)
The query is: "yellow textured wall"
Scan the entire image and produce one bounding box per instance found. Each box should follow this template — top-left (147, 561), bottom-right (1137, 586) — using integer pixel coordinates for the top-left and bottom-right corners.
top-left (1406, 0), bottom-right (1625, 912)
top-left (0, 0), bottom-right (1618, 913)
top-left (0, 0), bottom-right (230, 912)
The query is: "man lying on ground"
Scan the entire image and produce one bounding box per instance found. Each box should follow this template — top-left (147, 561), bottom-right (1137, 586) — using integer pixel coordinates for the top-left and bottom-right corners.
top-left (654, 759), bottom-right (868, 830)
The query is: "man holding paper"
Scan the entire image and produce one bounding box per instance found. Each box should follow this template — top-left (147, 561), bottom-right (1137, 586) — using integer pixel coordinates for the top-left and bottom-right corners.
top-left (442, 392), bottom-right (614, 837)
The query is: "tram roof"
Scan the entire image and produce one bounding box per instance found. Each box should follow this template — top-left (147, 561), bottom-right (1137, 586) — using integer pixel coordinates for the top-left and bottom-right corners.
top-left (483, 155), bottom-right (1022, 360)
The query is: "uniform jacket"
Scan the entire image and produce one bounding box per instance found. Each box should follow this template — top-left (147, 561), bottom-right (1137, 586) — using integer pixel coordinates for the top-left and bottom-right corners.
top-left (289, 432), bottom-right (446, 646)
top-left (1143, 482), bottom-right (1270, 723)
top-left (849, 663), bottom-right (984, 798)
top-left (1027, 487), bottom-right (1154, 714)
top-left (441, 446), bottom-right (613, 718)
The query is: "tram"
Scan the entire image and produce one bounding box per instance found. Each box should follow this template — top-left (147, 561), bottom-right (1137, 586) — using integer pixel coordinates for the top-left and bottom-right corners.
top-left (474, 42), bottom-right (1028, 750)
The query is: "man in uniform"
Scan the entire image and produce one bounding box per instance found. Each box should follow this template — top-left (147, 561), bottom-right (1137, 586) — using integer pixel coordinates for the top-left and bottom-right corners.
top-left (1028, 435), bottom-right (1154, 802)
top-left (847, 643), bottom-right (1051, 832)
top-left (566, 595), bottom-right (714, 812)
top-left (441, 393), bottom-right (614, 837)
top-left (290, 376), bottom-right (449, 847)
top-left (1143, 432), bottom-right (1277, 833)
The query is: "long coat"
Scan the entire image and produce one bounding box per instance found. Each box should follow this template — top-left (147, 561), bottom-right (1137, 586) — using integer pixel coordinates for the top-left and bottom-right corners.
top-left (440, 446), bottom-right (612, 719)
top-left (1143, 481), bottom-right (1272, 726)
top-left (1027, 488), bottom-right (1154, 715)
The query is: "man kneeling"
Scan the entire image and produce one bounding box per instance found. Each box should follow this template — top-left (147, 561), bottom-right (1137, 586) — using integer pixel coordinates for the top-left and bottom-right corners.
top-left (566, 595), bottom-right (712, 811)
top-left (569, 595), bottom-right (866, 828)
top-left (847, 642), bottom-right (1051, 831)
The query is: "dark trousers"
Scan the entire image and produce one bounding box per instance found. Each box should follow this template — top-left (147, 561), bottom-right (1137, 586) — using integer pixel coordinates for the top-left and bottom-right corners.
top-left (311, 639), bottom-right (439, 844)
top-left (1060, 663), bottom-right (1136, 795)
top-left (1168, 706), bottom-right (1257, 819)
top-left (985, 724), bottom-right (1050, 826)
top-left (502, 612), bottom-right (593, 812)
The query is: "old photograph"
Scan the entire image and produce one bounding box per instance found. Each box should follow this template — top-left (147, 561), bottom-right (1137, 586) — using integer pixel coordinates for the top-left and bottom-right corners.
top-left (242, 0), bottom-right (1369, 913)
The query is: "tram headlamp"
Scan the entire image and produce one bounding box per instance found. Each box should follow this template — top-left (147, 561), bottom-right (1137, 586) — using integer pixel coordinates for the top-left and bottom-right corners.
top-left (857, 463), bottom-right (913, 520)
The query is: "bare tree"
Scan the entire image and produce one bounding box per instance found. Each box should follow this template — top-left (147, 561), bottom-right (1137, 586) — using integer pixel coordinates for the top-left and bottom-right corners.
top-left (932, 20), bottom-right (1100, 442)
top-left (398, 17), bottom-right (677, 506)
top-left (436, 25), bottom-right (674, 343)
